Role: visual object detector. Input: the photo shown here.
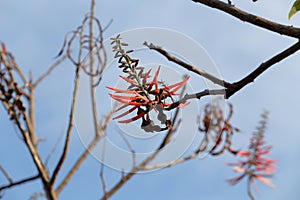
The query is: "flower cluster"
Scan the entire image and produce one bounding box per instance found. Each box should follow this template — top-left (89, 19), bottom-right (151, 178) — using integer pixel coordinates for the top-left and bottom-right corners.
top-left (227, 111), bottom-right (277, 199)
top-left (107, 35), bottom-right (190, 132)
top-left (198, 98), bottom-right (240, 155)
top-left (0, 43), bottom-right (26, 120)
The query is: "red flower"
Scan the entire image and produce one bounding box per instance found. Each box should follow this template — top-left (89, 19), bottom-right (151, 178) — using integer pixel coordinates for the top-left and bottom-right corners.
top-left (226, 112), bottom-right (277, 199)
top-left (107, 66), bottom-right (190, 132)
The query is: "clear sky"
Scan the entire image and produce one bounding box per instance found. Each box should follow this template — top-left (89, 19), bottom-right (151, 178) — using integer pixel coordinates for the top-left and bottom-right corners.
top-left (1, 0), bottom-right (300, 200)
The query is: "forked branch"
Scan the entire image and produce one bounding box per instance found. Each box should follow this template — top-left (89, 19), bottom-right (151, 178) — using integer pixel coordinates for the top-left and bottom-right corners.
top-left (101, 106), bottom-right (182, 200)
top-left (145, 40), bottom-right (300, 100)
top-left (192, 0), bottom-right (300, 38)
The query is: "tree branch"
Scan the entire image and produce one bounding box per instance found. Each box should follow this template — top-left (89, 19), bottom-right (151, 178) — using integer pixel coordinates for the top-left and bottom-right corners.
top-left (33, 54), bottom-right (68, 88)
top-left (227, 40), bottom-right (300, 98)
top-left (144, 42), bottom-right (230, 88)
top-left (13, 117), bottom-right (56, 199)
top-left (166, 89), bottom-right (225, 111)
top-left (192, 0), bottom-right (300, 38)
top-left (145, 40), bottom-right (300, 99)
top-left (100, 164), bottom-right (108, 200)
top-left (0, 166), bottom-right (13, 184)
top-left (101, 104), bottom-right (182, 200)
top-left (50, 64), bottom-right (81, 187)
top-left (1, 44), bottom-right (56, 200)
top-left (141, 148), bottom-right (201, 171)
top-left (0, 174), bottom-right (39, 191)
top-left (55, 112), bottom-right (112, 195)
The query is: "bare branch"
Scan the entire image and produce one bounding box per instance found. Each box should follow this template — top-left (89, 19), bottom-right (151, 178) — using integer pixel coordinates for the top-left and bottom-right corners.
top-left (33, 54), bottom-right (68, 88)
top-left (101, 152), bottom-right (158, 200)
top-left (247, 176), bottom-right (255, 200)
top-left (50, 64), bottom-right (81, 187)
top-left (89, 0), bottom-right (103, 138)
top-left (24, 105), bottom-right (37, 145)
top-left (45, 130), bottom-right (65, 167)
top-left (192, 0), bottom-right (300, 38)
top-left (145, 40), bottom-right (300, 99)
top-left (9, 55), bottom-right (28, 84)
top-left (1, 44), bottom-right (56, 200)
top-left (0, 166), bottom-right (13, 184)
top-left (165, 89), bottom-right (225, 111)
top-left (55, 111), bottom-right (112, 195)
top-left (227, 40), bottom-right (300, 98)
top-left (55, 134), bottom-right (100, 195)
top-left (100, 165), bottom-right (108, 200)
top-left (141, 148), bottom-right (201, 171)
top-left (144, 42), bottom-right (230, 88)
top-left (117, 129), bottom-right (136, 167)
top-left (13, 117), bottom-right (55, 199)
top-left (101, 108), bottom-right (182, 199)
top-left (0, 174), bottom-right (39, 191)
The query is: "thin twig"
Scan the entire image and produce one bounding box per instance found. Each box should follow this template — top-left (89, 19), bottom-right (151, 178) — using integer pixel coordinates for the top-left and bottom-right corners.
top-left (89, 0), bottom-right (102, 137)
top-left (101, 102), bottom-right (183, 200)
top-left (144, 42), bottom-right (230, 88)
top-left (45, 130), bottom-right (65, 167)
top-left (28, 73), bottom-right (37, 146)
top-left (100, 164), bottom-right (108, 200)
top-left (247, 177), bottom-right (255, 200)
top-left (141, 148), bottom-right (201, 171)
top-left (165, 89), bottom-right (225, 111)
top-left (100, 152), bottom-right (158, 200)
top-left (33, 54), bottom-right (68, 88)
top-left (10, 56), bottom-right (28, 84)
top-left (55, 136), bottom-right (100, 194)
top-left (192, 0), bottom-right (300, 38)
top-left (50, 64), bottom-right (81, 187)
top-left (55, 111), bottom-right (112, 195)
top-left (117, 129), bottom-right (136, 167)
top-left (0, 174), bottom-right (39, 191)
top-left (0, 166), bottom-right (13, 183)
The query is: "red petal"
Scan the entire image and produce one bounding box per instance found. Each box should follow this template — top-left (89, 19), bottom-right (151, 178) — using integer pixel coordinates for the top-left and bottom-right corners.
top-left (226, 174), bottom-right (246, 185)
top-left (144, 69), bottom-right (152, 79)
top-left (117, 111), bottom-right (146, 123)
top-left (256, 176), bottom-right (275, 188)
top-left (109, 95), bottom-right (144, 106)
top-left (258, 146), bottom-right (272, 155)
top-left (166, 76), bottom-right (190, 93)
top-left (149, 66), bottom-right (161, 90)
top-left (134, 91), bottom-right (150, 102)
top-left (106, 86), bottom-right (137, 94)
top-left (109, 93), bottom-right (138, 101)
top-left (237, 151), bottom-right (250, 157)
top-left (115, 104), bottom-right (130, 112)
top-left (113, 106), bottom-right (138, 120)
top-left (119, 75), bottom-right (139, 86)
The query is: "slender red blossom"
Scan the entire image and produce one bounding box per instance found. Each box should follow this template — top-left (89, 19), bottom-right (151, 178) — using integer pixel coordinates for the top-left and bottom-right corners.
top-left (198, 99), bottom-right (240, 155)
top-left (227, 112), bottom-right (277, 199)
top-left (107, 66), bottom-right (189, 129)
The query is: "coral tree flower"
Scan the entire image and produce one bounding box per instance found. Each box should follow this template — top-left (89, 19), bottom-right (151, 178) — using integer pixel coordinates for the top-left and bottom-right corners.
top-left (226, 112), bottom-right (277, 199)
top-left (107, 66), bottom-right (190, 132)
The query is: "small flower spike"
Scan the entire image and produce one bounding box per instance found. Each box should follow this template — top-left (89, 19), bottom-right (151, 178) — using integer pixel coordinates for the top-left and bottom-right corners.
top-left (107, 36), bottom-right (190, 132)
top-left (226, 111), bottom-right (277, 200)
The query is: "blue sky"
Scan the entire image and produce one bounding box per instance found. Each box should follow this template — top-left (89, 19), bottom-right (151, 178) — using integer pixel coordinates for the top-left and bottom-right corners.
top-left (1, 0), bottom-right (300, 199)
